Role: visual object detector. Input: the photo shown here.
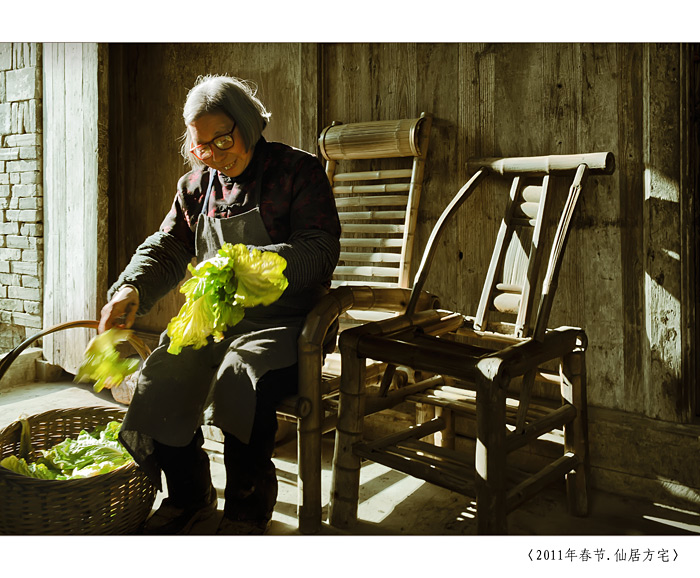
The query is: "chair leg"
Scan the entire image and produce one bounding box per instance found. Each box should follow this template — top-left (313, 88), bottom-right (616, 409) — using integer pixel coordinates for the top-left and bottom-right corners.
top-left (561, 349), bottom-right (589, 516)
top-left (475, 377), bottom-right (508, 534)
top-left (434, 406), bottom-right (455, 449)
top-left (417, 403), bottom-right (436, 444)
top-left (329, 343), bottom-right (367, 529)
top-left (297, 409), bottom-right (323, 534)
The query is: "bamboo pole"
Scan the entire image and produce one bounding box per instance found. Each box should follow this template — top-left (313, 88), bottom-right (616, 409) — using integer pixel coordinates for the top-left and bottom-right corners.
top-left (505, 452), bottom-right (580, 513)
top-left (328, 330), bottom-right (367, 529)
top-left (475, 376), bottom-right (509, 534)
top-left (333, 169), bottom-right (413, 181)
top-left (406, 168), bottom-right (488, 316)
top-left (561, 348), bottom-right (589, 516)
top-left (467, 152), bottom-right (615, 176)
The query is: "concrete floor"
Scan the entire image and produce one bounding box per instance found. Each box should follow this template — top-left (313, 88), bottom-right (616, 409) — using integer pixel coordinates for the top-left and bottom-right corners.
top-left (1, 379), bottom-right (700, 537)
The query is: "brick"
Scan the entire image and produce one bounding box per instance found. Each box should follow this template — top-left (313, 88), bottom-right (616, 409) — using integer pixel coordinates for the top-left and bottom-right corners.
top-left (0, 221), bottom-right (19, 235)
top-left (0, 103), bottom-right (10, 136)
top-left (0, 286), bottom-right (5, 298)
top-left (0, 247), bottom-right (21, 260)
top-left (7, 235), bottom-right (30, 249)
top-left (5, 133), bottom-right (40, 147)
top-left (0, 173), bottom-right (8, 184)
top-left (12, 311), bottom-right (42, 329)
top-left (21, 274), bottom-right (40, 288)
top-left (18, 197), bottom-right (41, 210)
top-left (20, 171), bottom-right (40, 184)
top-left (9, 173), bottom-right (19, 184)
top-left (0, 148), bottom-right (19, 161)
top-left (7, 160), bottom-right (38, 172)
top-left (19, 146), bottom-right (38, 160)
top-left (9, 286), bottom-right (40, 300)
top-left (19, 223), bottom-right (42, 236)
top-left (0, 260), bottom-right (9, 273)
top-left (0, 273), bottom-right (21, 285)
top-left (8, 197), bottom-right (18, 209)
top-left (0, 298), bottom-right (24, 311)
top-left (21, 249), bottom-right (40, 262)
top-left (5, 209), bottom-right (18, 220)
top-left (10, 260), bottom-right (37, 275)
top-left (0, 184), bottom-right (10, 197)
top-left (6, 67), bottom-right (38, 101)
top-left (18, 210), bottom-right (41, 223)
top-left (26, 99), bottom-right (40, 133)
top-left (24, 300), bottom-right (41, 315)
top-left (12, 184), bottom-right (37, 197)
top-left (0, 44), bottom-right (11, 70)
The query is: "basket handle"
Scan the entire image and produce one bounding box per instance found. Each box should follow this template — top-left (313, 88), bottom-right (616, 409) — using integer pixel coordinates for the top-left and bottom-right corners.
top-left (0, 320), bottom-right (151, 382)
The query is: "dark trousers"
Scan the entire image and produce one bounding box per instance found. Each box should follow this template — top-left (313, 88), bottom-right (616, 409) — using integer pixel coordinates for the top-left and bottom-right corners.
top-left (153, 364), bottom-right (298, 521)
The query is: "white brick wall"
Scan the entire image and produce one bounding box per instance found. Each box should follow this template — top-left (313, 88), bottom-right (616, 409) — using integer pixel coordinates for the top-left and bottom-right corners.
top-left (0, 43), bottom-right (42, 353)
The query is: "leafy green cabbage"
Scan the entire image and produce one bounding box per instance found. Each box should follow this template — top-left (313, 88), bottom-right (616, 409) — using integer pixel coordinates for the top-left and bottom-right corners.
top-left (166, 243), bottom-right (288, 355)
top-left (0, 421), bottom-right (133, 480)
top-left (74, 328), bottom-right (140, 392)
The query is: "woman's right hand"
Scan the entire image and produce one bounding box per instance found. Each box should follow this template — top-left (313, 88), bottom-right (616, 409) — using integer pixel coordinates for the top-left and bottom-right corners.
top-left (98, 285), bottom-right (140, 333)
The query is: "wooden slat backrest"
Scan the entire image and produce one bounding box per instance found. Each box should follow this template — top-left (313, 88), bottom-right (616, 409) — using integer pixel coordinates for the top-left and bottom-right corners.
top-left (468, 153), bottom-right (615, 339)
top-left (473, 175), bottom-right (552, 338)
top-left (319, 113), bottom-right (432, 293)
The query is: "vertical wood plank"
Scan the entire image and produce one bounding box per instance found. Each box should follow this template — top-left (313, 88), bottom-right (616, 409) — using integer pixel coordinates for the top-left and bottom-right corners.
top-left (643, 43), bottom-right (684, 422)
top-left (617, 43), bottom-right (646, 414)
top-left (460, 43), bottom-right (498, 316)
top-left (43, 43), bottom-right (100, 371)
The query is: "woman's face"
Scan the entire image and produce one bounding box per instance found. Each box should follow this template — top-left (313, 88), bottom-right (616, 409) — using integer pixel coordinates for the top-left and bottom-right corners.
top-left (188, 111), bottom-right (254, 178)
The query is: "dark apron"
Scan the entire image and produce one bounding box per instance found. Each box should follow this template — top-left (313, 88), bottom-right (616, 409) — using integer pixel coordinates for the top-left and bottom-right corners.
top-left (120, 153), bottom-right (309, 486)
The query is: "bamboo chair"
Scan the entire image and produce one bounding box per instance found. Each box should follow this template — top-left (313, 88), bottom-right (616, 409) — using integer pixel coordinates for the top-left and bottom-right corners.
top-left (329, 152), bottom-right (616, 534)
top-left (275, 113), bottom-right (436, 534)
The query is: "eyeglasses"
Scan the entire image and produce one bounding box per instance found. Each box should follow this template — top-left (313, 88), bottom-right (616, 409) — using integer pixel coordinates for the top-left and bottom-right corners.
top-left (189, 123), bottom-right (237, 160)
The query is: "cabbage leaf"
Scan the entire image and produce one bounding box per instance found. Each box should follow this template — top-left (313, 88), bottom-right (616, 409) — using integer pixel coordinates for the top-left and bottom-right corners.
top-left (74, 329), bottom-right (140, 393)
top-left (166, 243), bottom-right (288, 355)
top-left (0, 421), bottom-right (133, 480)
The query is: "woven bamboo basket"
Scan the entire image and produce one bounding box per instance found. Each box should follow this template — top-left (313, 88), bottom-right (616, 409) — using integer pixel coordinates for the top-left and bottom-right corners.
top-left (0, 406), bottom-right (157, 535)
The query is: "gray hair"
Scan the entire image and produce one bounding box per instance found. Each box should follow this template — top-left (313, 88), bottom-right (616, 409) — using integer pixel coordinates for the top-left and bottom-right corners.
top-left (180, 75), bottom-right (271, 169)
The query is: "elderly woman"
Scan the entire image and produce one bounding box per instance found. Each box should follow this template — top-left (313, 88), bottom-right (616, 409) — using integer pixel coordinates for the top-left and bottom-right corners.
top-left (99, 75), bottom-right (340, 535)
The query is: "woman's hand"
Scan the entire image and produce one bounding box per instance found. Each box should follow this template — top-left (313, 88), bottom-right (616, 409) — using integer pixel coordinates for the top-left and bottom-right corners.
top-left (99, 285), bottom-right (139, 333)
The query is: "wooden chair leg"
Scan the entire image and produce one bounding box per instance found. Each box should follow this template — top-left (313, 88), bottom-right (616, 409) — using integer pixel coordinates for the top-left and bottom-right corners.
top-left (475, 376), bottom-right (508, 534)
top-left (434, 406), bottom-right (455, 449)
top-left (417, 403), bottom-right (436, 444)
top-left (561, 348), bottom-right (589, 516)
top-left (297, 408), bottom-right (323, 534)
top-left (329, 341), bottom-right (367, 529)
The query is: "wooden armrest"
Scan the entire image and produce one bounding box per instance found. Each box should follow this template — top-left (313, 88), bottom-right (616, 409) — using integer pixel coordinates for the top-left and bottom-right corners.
top-left (297, 286), bottom-right (439, 406)
top-left (478, 326), bottom-right (587, 385)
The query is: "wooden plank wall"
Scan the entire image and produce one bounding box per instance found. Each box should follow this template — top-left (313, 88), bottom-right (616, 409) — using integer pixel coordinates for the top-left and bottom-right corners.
top-left (43, 43), bottom-right (108, 373)
top-left (107, 42), bottom-right (695, 424)
top-left (108, 43), bottom-right (314, 335)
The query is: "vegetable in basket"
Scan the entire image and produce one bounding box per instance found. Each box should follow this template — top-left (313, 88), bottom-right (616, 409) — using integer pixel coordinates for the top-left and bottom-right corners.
top-left (165, 242), bottom-right (288, 355)
top-left (0, 420), bottom-right (133, 480)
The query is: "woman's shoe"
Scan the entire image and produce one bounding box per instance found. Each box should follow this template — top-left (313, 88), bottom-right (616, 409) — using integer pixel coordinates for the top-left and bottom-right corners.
top-left (216, 515), bottom-right (271, 535)
top-left (142, 488), bottom-right (218, 535)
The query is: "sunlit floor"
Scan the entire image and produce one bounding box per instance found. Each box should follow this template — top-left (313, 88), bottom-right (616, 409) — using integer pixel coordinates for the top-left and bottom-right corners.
top-left (2, 380), bottom-right (700, 536)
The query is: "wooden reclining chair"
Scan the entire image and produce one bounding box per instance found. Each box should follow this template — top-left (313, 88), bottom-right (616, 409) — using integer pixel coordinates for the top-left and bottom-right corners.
top-left (275, 113), bottom-right (437, 534)
top-left (329, 152), bottom-right (616, 534)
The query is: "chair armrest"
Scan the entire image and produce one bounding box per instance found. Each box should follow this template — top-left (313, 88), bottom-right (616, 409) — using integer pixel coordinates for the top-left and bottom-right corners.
top-left (297, 286), bottom-right (439, 404)
top-left (478, 326), bottom-right (587, 385)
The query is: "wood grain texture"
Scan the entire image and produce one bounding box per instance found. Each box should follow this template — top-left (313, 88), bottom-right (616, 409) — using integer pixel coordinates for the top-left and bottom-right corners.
top-left (43, 43), bottom-right (103, 372)
top-left (102, 42), bottom-right (695, 423)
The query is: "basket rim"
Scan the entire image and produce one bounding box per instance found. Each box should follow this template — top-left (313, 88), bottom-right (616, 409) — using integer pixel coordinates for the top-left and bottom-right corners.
top-left (0, 405), bottom-right (137, 487)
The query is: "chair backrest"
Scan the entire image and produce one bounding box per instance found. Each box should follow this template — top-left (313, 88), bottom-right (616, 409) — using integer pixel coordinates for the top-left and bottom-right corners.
top-left (318, 113), bottom-right (432, 292)
top-left (406, 153), bottom-right (615, 340)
